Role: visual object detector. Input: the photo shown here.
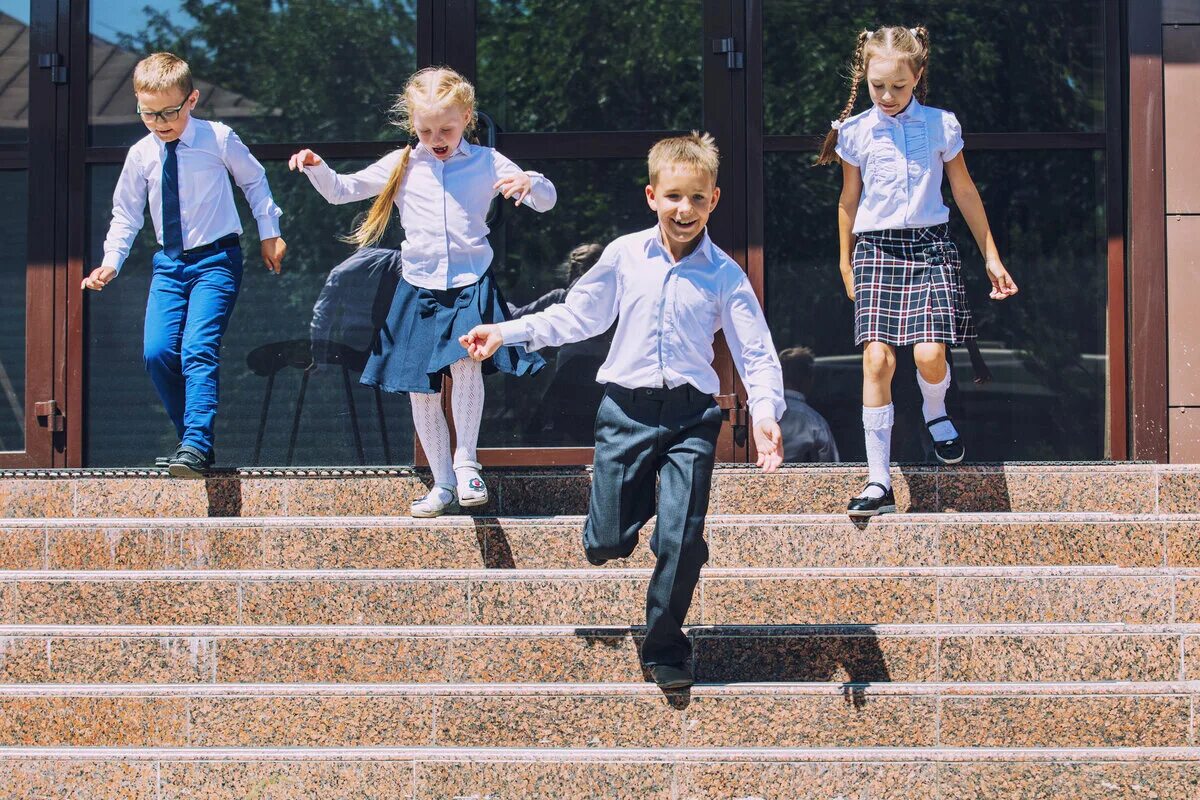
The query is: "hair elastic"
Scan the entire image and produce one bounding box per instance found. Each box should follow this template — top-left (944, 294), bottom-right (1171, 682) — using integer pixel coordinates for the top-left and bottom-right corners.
top-left (830, 119), bottom-right (844, 131)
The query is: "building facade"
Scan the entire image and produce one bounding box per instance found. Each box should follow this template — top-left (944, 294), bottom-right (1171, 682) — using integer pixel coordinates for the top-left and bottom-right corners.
top-left (0, 0), bottom-right (1192, 468)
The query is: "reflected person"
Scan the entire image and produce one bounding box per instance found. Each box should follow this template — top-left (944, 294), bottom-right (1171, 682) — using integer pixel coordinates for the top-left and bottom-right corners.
top-left (309, 244), bottom-right (402, 371)
top-left (778, 346), bottom-right (839, 463)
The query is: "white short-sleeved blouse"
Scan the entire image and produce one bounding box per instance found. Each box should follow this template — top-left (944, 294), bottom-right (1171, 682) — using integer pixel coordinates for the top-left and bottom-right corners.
top-left (835, 99), bottom-right (964, 233)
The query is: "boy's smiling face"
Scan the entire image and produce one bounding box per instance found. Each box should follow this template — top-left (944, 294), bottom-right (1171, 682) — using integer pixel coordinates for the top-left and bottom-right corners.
top-left (645, 164), bottom-right (720, 260)
top-left (136, 87), bottom-right (198, 142)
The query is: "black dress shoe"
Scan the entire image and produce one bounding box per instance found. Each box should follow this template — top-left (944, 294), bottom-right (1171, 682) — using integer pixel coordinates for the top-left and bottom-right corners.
top-left (585, 552), bottom-right (609, 566)
top-left (168, 445), bottom-right (214, 479)
top-left (925, 415), bottom-right (965, 465)
top-left (649, 662), bottom-right (694, 690)
top-left (847, 482), bottom-right (897, 518)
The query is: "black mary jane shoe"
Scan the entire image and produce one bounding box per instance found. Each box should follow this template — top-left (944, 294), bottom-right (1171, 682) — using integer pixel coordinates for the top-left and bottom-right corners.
top-left (167, 444), bottom-right (215, 479)
top-left (847, 482), bottom-right (897, 518)
top-left (925, 415), bottom-right (965, 465)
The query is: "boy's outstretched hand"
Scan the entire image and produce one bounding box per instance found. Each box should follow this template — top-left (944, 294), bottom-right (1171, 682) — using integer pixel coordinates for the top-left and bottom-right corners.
top-left (261, 236), bottom-right (286, 274)
top-left (754, 419), bottom-right (784, 473)
top-left (460, 324), bottom-right (504, 361)
top-left (81, 266), bottom-right (117, 291)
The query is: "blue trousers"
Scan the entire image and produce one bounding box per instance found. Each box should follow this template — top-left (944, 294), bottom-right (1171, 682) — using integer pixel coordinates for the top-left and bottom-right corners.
top-left (583, 383), bottom-right (722, 667)
top-left (143, 246), bottom-right (243, 454)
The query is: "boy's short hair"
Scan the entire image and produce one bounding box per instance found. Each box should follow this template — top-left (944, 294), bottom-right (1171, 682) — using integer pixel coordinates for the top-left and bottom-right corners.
top-left (133, 52), bottom-right (193, 96)
top-left (648, 131), bottom-right (720, 186)
top-left (779, 346), bottom-right (816, 394)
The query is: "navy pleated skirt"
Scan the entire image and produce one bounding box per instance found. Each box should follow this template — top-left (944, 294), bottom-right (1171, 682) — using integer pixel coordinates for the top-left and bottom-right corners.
top-left (360, 270), bottom-right (545, 395)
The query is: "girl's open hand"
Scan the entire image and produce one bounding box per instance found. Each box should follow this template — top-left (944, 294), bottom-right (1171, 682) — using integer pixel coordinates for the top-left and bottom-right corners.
top-left (494, 173), bottom-right (532, 205)
top-left (288, 149), bottom-right (323, 171)
top-left (986, 259), bottom-right (1019, 300)
top-left (459, 325), bottom-right (504, 361)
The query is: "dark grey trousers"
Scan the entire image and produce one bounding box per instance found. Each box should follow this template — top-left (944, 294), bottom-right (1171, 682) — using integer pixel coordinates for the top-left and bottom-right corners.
top-left (583, 383), bottom-right (722, 667)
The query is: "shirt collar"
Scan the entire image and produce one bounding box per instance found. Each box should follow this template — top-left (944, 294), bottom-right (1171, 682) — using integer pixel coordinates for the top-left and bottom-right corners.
top-left (155, 117), bottom-right (198, 151)
top-left (871, 96), bottom-right (923, 125)
top-left (645, 226), bottom-right (718, 267)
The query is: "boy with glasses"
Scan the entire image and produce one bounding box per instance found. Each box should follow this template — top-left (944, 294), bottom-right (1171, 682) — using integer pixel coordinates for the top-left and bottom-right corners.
top-left (84, 52), bottom-right (286, 476)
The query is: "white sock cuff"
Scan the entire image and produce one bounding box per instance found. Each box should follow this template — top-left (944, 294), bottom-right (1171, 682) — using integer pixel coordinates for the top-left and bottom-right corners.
top-left (862, 403), bottom-right (894, 431)
top-left (916, 367), bottom-right (951, 391)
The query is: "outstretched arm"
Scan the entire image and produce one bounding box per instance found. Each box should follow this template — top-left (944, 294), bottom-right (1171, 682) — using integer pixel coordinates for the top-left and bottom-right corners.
top-left (289, 148), bottom-right (403, 206)
top-left (491, 150), bottom-right (557, 211)
top-left (946, 153), bottom-right (1018, 300)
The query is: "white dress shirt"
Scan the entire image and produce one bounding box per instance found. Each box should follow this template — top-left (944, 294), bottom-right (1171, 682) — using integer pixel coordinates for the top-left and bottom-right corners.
top-left (496, 226), bottom-right (786, 423)
top-left (102, 117), bottom-right (283, 271)
top-left (835, 99), bottom-right (964, 233)
top-left (302, 140), bottom-right (557, 290)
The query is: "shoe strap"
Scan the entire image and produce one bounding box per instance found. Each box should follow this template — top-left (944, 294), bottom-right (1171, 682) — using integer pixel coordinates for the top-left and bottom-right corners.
top-left (925, 415), bottom-right (953, 429)
top-left (453, 461), bottom-right (482, 472)
top-left (176, 444), bottom-right (208, 460)
top-left (865, 481), bottom-right (891, 493)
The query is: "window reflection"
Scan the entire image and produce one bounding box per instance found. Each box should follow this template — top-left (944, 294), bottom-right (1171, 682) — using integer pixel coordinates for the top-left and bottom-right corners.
top-left (763, 0), bottom-right (1105, 135)
top-left (765, 149), bottom-right (1107, 461)
top-left (0, 170), bottom-right (25, 451)
top-left (0, 8), bottom-right (29, 143)
top-left (88, 1), bottom-right (416, 146)
top-left (477, 0), bottom-right (703, 132)
top-left (85, 160), bottom-right (415, 467)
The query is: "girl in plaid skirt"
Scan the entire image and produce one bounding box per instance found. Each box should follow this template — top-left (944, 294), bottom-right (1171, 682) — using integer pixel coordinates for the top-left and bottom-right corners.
top-left (817, 26), bottom-right (1018, 517)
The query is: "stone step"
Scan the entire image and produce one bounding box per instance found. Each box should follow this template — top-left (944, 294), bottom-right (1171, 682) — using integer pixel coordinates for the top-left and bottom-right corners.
top-left (5, 513), bottom-right (1198, 571)
top-left (4, 746), bottom-right (1200, 799)
top-left (1, 463), bottom-right (1195, 518)
top-left (0, 566), bottom-right (1195, 626)
top-left (0, 623), bottom-right (1192, 685)
top-left (0, 682), bottom-right (1195, 749)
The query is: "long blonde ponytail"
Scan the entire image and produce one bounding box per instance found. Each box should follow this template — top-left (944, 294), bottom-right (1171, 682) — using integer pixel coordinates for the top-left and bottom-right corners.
top-left (342, 66), bottom-right (478, 247)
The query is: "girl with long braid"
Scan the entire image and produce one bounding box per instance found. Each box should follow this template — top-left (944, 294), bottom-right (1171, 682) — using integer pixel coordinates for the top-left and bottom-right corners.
top-left (817, 27), bottom-right (1018, 517)
top-left (290, 67), bottom-right (554, 517)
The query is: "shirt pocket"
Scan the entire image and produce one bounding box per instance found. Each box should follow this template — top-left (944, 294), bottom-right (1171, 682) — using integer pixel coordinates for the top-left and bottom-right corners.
top-left (672, 276), bottom-right (721, 335)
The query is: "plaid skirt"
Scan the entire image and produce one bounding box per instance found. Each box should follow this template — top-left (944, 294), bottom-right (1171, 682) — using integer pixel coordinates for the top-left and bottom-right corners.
top-left (852, 223), bottom-right (976, 347)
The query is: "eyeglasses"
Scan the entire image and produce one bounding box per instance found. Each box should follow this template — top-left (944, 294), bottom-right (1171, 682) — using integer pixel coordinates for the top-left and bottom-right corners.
top-left (136, 100), bottom-right (188, 124)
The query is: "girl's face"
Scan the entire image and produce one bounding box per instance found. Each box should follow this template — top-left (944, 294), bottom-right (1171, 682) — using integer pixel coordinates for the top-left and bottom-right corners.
top-left (412, 104), bottom-right (472, 160)
top-left (866, 55), bottom-right (921, 116)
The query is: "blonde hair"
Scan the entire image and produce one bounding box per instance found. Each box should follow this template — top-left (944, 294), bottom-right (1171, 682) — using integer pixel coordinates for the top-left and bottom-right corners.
top-left (816, 26), bottom-right (931, 165)
top-left (346, 67), bottom-right (478, 247)
top-left (132, 52), bottom-right (193, 97)
top-left (647, 131), bottom-right (720, 186)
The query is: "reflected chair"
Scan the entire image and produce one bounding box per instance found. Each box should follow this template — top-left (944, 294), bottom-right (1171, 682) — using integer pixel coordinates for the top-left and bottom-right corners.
top-left (245, 339), bottom-right (390, 466)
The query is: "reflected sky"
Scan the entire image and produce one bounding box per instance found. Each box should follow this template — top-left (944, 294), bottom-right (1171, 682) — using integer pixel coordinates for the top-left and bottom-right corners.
top-left (0, 0), bottom-right (190, 38)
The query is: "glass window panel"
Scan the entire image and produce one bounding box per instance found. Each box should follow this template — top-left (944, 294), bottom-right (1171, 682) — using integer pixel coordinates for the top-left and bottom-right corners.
top-left (763, 0), bottom-right (1105, 135)
top-left (765, 148), bottom-right (1107, 461)
top-left (476, 0), bottom-right (703, 132)
top-left (88, 1), bottom-right (417, 146)
top-left (0, 2), bottom-right (29, 143)
top-left (0, 169), bottom-right (25, 451)
top-left (481, 158), bottom-right (653, 448)
top-left (85, 159), bottom-right (415, 467)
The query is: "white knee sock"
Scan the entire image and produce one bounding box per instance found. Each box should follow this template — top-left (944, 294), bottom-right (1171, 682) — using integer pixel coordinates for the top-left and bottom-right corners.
top-left (410, 391), bottom-right (454, 487)
top-left (917, 367), bottom-right (958, 441)
top-left (449, 358), bottom-right (484, 466)
top-left (861, 404), bottom-right (894, 498)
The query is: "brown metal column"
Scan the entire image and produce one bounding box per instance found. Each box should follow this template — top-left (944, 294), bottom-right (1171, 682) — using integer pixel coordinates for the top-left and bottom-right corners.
top-left (1127, 0), bottom-right (1170, 462)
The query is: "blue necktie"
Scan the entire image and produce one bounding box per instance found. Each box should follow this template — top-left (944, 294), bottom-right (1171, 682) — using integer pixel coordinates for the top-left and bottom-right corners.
top-left (162, 139), bottom-right (183, 258)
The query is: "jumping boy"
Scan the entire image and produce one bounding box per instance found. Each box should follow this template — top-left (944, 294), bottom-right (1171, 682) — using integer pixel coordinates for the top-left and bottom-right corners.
top-left (462, 132), bottom-right (784, 689)
top-left (83, 52), bottom-right (286, 477)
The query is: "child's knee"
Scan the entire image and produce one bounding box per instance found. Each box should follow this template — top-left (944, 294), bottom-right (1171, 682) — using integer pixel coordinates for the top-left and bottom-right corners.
top-left (913, 343), bottom-right (946, 370)
top-left (142, 338), bottom-right (178, 371)
top-left (862, 343), bottom-right (896, 378)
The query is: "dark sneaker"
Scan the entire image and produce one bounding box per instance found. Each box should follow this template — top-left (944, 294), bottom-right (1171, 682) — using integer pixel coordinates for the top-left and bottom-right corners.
top-left (168, 445), bottom-right (214, 479)
top-left (153, 443), bottom-right (183, 468)
top-left (650, 663), bottom-right (694, 690)
top-left (847, 482), bottom-right (897, 518)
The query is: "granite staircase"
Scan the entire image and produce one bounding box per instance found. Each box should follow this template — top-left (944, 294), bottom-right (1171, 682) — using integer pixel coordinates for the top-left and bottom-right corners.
top-left (2, 463), bottom-right (1200, 798)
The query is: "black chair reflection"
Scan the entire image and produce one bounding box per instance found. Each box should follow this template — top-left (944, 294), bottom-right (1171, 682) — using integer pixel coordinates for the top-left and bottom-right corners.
top-left (246, 339), bottom-right (390, 466)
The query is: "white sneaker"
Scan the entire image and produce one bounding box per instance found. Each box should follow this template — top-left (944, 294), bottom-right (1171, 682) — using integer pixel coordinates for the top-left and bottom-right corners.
top-left (411, 484), bottom-right (459, 518)
top-left (454, 460), bottom-right (489, 507)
